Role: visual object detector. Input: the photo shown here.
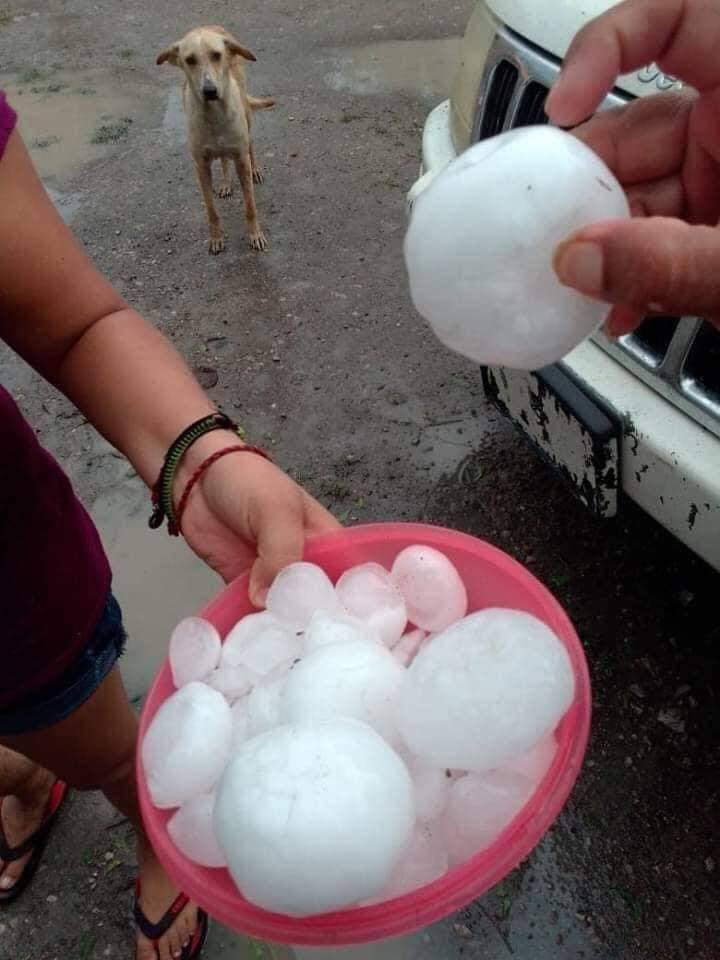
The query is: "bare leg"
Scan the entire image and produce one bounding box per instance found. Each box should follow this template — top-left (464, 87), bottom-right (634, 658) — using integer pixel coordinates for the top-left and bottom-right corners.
top-left (234, 153), bottom-right (267, 251)
top-left (193, 158), bottom-right (225, 254)
top-left (1, 668), bottom-right (197, 960)
top-left (249, 141), bottom-right (263, 185)
top-left (215, 158), bottom-right (233, 198)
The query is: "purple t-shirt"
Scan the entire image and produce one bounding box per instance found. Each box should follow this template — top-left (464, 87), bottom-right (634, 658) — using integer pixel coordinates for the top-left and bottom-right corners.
top-left (0, 91), bottom-right (111, 706)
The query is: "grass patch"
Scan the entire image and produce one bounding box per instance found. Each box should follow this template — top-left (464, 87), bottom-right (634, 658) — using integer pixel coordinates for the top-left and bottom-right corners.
top-left (30, 81), bottom-right (68, 95)
top-left (0, 8), bottom-right (13, 27)
top-left (30, 134), bottom-right (61, 149)
top-left (91, 116), bottom-right (133, 144)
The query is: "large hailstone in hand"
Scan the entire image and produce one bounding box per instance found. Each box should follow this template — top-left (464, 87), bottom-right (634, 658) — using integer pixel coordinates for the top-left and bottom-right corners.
top-left (335, 563), bottom-right (407, 647)
top-left (266, 562), bottom-right (342, 630)
top-left (221, 612), bottom-right (300, 677)
top-left (142, 682), bottom-right (232, 808)
top-left (404, 126), bottom-right (630, 370)
top-left (396, 609), bottom-right (574, 771)
top-left (214, 719), bottom-right (415, 916)
top-left (281, 640), bottom-right (405, 744)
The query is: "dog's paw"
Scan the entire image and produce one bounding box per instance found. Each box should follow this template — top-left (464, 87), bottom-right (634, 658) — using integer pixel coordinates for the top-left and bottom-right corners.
top-left (249, 230), bottom-right (268, 252)
top-left (209, 235), bottom-right (226, 254)
top-left (252, 167), bottom-right (264, 185)
top-left (215, 184), bottom-right (233, 198)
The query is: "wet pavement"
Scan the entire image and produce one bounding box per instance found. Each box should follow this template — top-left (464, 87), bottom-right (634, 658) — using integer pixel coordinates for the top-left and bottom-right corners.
top-left (0, 1), bottom-right (718, 958)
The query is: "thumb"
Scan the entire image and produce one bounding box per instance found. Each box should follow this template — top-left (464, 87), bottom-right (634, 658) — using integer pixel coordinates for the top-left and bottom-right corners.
top-left (248, 500), bottom-right (305, 608)
top-left (553, 217), bottom-right (720, 322)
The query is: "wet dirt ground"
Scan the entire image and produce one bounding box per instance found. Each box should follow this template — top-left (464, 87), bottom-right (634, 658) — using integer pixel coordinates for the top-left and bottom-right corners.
top-left (0, 1), bottom-right (718, 958)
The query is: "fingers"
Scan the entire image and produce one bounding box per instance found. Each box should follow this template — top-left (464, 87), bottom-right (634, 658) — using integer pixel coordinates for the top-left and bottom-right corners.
top-left (545, 0), bottom-right (720, 127)
top-left (553, 216), bottom-right (720, 321)
top-left (248, 493), bottom-right (306, 608)
top-left (626, 176), bottom-right (686, 219)
top-left (302, 491), bottom-right (342, 536)
top-left (572, 93), bottom-right (692, 187)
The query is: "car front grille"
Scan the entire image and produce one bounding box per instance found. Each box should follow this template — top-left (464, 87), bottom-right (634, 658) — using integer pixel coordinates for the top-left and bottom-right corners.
top-left (471, 27), bottom-right (720, 439)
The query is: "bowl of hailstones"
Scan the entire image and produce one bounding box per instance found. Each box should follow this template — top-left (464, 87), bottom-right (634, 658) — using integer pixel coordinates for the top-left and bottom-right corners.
top-left (138, 523), bottom-right (590, 945)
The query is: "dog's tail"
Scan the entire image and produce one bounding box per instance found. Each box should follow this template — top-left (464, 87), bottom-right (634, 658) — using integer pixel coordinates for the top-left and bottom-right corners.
top-left (248, 95), bottom-right (275, 111)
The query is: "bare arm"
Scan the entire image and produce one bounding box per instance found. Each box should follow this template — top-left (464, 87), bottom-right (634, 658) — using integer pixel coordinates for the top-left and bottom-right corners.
top-left (0, 130), bottom-right (224, 485)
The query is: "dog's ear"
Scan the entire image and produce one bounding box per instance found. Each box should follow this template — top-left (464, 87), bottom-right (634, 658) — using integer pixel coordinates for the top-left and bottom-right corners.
top-left (156, 43), bottom-right (180, 66)
top-left (223, 35), bottom-right (257, 62)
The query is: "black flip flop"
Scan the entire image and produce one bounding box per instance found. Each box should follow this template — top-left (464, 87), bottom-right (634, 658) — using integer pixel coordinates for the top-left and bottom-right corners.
top-left (0, 779), bottom-right (69, 905)
top-left (134, 882), bottom-right (209, 959)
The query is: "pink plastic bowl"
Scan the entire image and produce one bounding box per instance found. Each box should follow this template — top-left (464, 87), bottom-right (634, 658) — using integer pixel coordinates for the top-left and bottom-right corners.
top-left (137, 522), bottom-right (591, 946)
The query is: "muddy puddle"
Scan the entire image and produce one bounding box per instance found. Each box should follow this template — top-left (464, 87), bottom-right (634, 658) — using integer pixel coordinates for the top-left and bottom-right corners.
top-left (325, 38), bottom-right (462, 99)
top-left (2, 68), bottom-right (140, 180)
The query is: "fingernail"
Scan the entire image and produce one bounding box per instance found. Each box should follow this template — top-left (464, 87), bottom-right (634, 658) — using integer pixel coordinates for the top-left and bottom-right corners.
top-left (0, 876), bottom-right (15, 890)
top-left (555, 241), bottom-right (604, 295)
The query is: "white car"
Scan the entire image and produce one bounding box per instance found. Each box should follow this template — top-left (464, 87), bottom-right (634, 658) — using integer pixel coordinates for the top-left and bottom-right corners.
top-left (408, 0), bottom-right (720, 573)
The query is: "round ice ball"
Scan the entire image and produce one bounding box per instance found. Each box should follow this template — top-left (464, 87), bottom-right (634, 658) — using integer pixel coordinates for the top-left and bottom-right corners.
top-left (303, 609), bottom-right (380, 655)
top-left (391, 545), bottom-right (467, 633)
top-left (141, 682), bottom-right (232, 808)
top-left (214, 719), bottom-right (415, 916)
top-left (221, 612), bottom-right (300, 677)
top-left (281, 640), bottom-right (406, 744)
top-left (404, 126), bottom-right (630, 370)
top-left (167, 793), bottom-right (227, 868)
top-left (169, 617), bottom-right (221, 688)
top-left (266, 562), bottom-right (342, 630)
top-left (396, 609), bottom-right (575, 771)
top-left (335, 563), bottom-right (407, 647)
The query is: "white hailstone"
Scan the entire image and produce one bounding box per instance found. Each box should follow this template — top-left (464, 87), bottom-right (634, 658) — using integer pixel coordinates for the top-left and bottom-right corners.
top-left (335, 562), bottom-right (407, 647)
top-left (404, 126), bottom-right (630, 370)
top-left (390, 545), bottom-right (467, 633)
top-left (214, 719), bottom-right (415, 916)
top-left (167, 793), bottom-right (226, 868)
top-left (221, 611), bottom-right (300, 676)
top-left (502, 732), bottom-right (558, 785)
top-left (207, 664), bottom-right (253, 702)
top-left (231, 697), bottom-right (251, 750)
top-left (443, 771), bottom-right (534, 865)
top-left (383, 823), bottom-right (449, 898)
top-left (169, 617), bottom-right (221, 688)
top-left (396, 609), bottom-right (575, 771)
top-left (142, 682), bottom-right (232, 808)
top-left (303, 609), bottom-right (380, 655)
top-left (392, 628), bottom-right (427, 667)
top-left (245, 659), bottom-right (298, 737)
top-left (280, 640), bottom-right (405, 744)
top-left (406, 755), bottom-right (452, 822)
top-left (266, 562), bottom-right (342, 630)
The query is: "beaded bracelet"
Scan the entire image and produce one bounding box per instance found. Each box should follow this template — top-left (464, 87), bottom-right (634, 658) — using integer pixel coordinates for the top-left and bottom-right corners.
top-left (170, 444), bottom-right (271, 536)
top-left (149, 412), bottom-right (244, 532)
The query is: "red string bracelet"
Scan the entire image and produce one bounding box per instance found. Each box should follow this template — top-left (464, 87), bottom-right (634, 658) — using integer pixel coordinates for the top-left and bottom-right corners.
top-left (169, 444), bottom-right (271, 537)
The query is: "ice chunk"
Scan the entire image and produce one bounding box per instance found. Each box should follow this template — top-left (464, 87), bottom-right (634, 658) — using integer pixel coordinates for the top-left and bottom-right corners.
top-left (167, 793), bottom-right (226, 868)
top-left (396, 609), bottom-right (575, 771)
top-left (207, 664), bottom-right (253, 702)
top-left (404, 126), bottom-right (630, 370)
top-left (141, 682), bottom-right (232, 808)
top-left (231, 698), bottom-right (251, 749)
top-left (392, 629), bottom-right (427, 667)
top-left (169, 617), bottom-right (221, 688)
top-left (221, 611), bottom-right (300, 676)
top-left (391, 546), bottom-right (467, 633)
top-left (503, 732), bottom-right (558, 785)
top-left (303, 609), bottom-right (380, 655)
top-left (246, 659), bottom-right (297, 737)
top-left (280, 640), bottom-right (405, 744)
top-left (406, 756), bottom-right (451, 822)
top-left (443, 770), bottom-right (534, 865)
top-left (266, 562), bottom-right (342, 630)
top-left (383, 823), bottom-right (448, 898)
top-left (335, 563), bottom-right (407, 647)
top-left (214, 718), bottom-right (414, 916)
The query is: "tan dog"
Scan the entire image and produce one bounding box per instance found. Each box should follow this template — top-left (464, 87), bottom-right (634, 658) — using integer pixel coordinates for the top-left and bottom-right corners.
top-left (157, 25), bottom-right (274, 253)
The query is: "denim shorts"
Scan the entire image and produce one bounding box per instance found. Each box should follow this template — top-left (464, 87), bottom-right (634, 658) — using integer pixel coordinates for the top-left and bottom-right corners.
top-left (0, 593), bottom-right (127, 736)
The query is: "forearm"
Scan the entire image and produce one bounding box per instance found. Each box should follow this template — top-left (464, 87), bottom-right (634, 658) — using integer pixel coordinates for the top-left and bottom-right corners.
top-left (55, 307), bottom-right (236, 486)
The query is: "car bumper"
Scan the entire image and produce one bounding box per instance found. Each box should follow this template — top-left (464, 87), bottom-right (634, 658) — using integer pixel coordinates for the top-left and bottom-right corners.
top-left (486, 341), bottom-right (720, 573)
